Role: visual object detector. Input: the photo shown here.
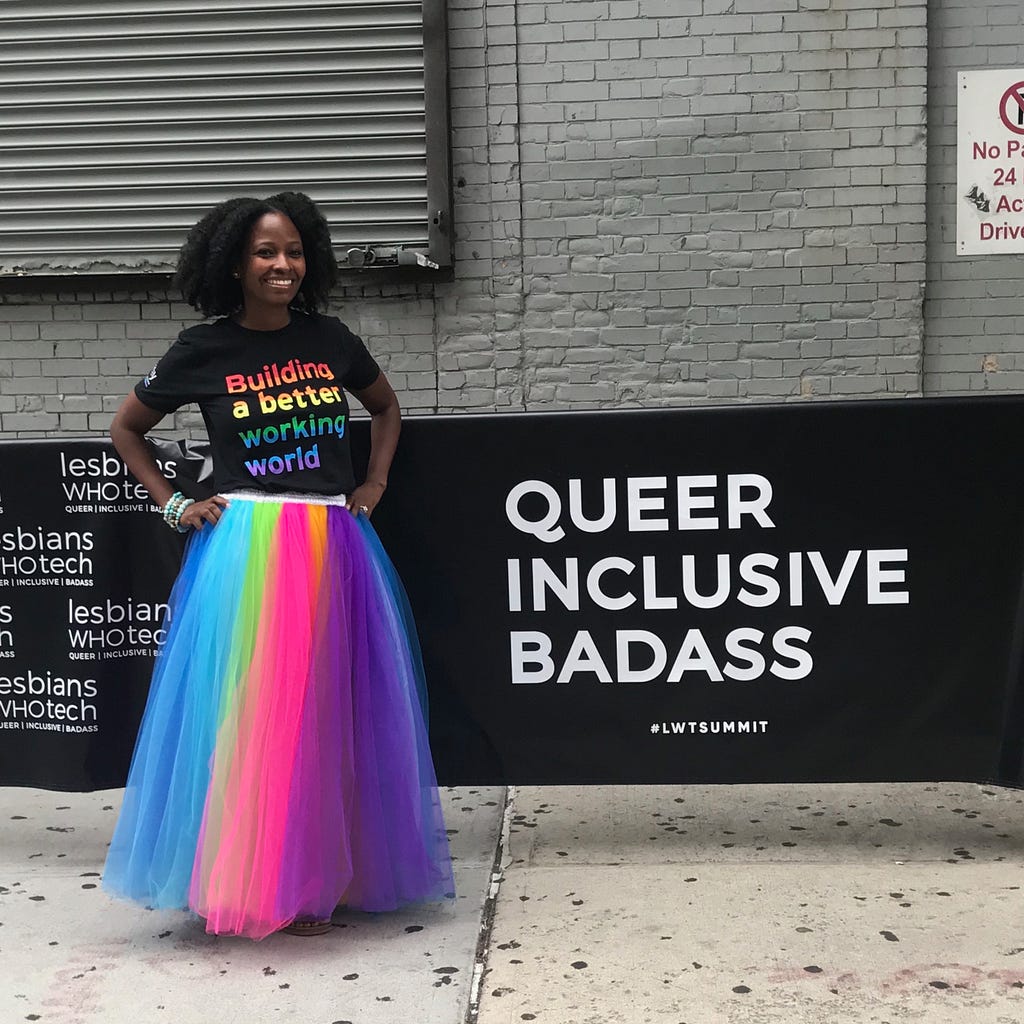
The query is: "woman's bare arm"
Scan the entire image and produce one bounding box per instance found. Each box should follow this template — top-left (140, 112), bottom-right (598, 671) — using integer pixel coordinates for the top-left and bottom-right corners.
top-left (110, 392), bottom-right (228, 529)
top-left (346, 372), bottom-right (401, 516)
top-left (110, 393), bottom-right (177, 506)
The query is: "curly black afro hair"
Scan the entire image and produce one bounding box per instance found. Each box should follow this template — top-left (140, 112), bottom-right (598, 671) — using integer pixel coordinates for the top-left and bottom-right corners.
top-left (173, 191), bottom-right (338, 317)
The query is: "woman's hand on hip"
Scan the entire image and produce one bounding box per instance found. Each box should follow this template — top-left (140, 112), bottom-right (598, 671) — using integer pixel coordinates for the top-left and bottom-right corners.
top-left (180, 495), bottom-right (230, 531)
top-left (346, 481), bottom-right (386, 518)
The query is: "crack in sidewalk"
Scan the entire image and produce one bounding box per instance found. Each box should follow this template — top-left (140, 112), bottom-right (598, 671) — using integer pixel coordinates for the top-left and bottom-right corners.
top-left (465, 784), bottom-right (517, 1024)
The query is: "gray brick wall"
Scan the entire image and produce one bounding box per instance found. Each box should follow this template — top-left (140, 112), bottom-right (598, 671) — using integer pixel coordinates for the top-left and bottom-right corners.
top-left (0, 0), bottom-right (967, 439)
top-left (511, 0), bottom-right (927, 406)
top-left (0, 289), bottom-right (192, 436)
top-left (923, 0), bottom-right (1024, 394)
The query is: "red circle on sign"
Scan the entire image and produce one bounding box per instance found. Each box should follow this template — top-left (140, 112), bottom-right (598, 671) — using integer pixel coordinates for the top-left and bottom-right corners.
top-left (999, 82), bottom-right (1024, 135)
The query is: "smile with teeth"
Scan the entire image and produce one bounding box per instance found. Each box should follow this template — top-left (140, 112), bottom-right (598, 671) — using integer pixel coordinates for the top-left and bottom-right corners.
top-left (265, 277), bottom-right (296, 287)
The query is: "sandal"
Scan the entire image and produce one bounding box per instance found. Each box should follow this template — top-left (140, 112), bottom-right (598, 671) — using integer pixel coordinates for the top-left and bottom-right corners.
top-left (281, 918), bottom-right (333, 936)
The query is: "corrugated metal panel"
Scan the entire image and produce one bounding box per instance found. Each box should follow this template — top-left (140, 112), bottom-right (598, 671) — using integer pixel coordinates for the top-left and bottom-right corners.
top-left (0, 1), bottom-right (435, 275)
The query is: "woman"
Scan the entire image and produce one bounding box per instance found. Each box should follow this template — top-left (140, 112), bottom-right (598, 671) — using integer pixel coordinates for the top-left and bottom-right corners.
top-left (102, 192), bottom-right (454, 939)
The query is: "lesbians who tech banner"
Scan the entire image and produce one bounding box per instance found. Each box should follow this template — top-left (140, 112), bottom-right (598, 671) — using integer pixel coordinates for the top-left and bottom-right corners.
top-left (2, 396), bottom-right (1024, 790)
top-left (0, 437), bottom-right (204, 790)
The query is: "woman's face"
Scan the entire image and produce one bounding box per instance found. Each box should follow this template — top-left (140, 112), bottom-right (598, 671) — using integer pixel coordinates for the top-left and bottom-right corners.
top-left (236, 211), bottom-right (306, 312)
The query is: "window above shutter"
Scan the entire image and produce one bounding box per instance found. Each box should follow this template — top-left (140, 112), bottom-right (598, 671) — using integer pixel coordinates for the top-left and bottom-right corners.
top-left (0, 0), bottom-right (451, 277)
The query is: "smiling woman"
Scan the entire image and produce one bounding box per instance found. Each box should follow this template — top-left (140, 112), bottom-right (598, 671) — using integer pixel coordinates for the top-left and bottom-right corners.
top-left (101, 193), bottom-right (454, 939)
top-left (234, 211), bottom-right (306, 326)
top-left (172, 193), bottom-right (339, 333)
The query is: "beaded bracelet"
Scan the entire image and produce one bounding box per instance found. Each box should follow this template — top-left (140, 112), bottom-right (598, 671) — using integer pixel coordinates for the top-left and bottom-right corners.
top-left (161, 491), bottom-right (195, 533)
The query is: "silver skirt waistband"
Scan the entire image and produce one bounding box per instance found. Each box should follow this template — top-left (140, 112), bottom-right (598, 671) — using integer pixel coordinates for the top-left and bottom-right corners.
top-left (223, 489), bottom-right (348, 507)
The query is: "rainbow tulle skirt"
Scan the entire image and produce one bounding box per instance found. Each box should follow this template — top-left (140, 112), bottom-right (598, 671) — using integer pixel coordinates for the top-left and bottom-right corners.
top-left (103, 492), bottom-right (454, 939)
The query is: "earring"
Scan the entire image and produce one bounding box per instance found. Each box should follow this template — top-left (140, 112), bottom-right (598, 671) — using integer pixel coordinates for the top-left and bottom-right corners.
top-left (232, 272), bottom-right (240, 278)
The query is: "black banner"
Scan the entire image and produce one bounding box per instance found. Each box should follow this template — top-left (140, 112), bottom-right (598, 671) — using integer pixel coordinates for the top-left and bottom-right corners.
top-left (3, 397), bottom-right (1024, 789)
top-left (0, 438), bottom-right (206, 789)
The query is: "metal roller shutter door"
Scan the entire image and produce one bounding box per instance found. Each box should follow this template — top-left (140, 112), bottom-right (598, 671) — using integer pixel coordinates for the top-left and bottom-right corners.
top-left (0, 0), bottom-right (447, 275)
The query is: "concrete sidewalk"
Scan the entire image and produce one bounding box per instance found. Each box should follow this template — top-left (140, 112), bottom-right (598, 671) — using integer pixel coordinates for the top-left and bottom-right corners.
top-left (0, 786), bottom-right (505, 1024)
top-left (476, 783), bottom-right (1024, 1024)
top-left (2, 782), bottom-right (1022, 1024)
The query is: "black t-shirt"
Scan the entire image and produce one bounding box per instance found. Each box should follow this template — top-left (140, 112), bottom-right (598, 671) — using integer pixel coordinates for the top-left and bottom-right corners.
top-left (135, 313), bottom-right (380, 495)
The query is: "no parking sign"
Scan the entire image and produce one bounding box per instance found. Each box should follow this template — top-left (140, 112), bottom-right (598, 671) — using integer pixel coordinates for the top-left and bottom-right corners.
top-left (957, 70), bottom-right (1024, 254)
top-left (997, 80), bottom-right (1024, 135)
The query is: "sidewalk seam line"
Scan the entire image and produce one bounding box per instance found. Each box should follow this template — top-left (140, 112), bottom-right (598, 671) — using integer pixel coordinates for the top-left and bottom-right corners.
top-left (465, 783), bottom-right (516, 1024)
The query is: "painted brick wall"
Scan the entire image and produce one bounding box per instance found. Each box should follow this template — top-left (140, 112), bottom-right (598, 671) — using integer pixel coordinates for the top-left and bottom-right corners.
top-left (510, 0), bottom-right (928, 406)
top-left (0, 0), bottom-right (935, 438)
top-left (923, 0), bottom-right (1024, 394)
